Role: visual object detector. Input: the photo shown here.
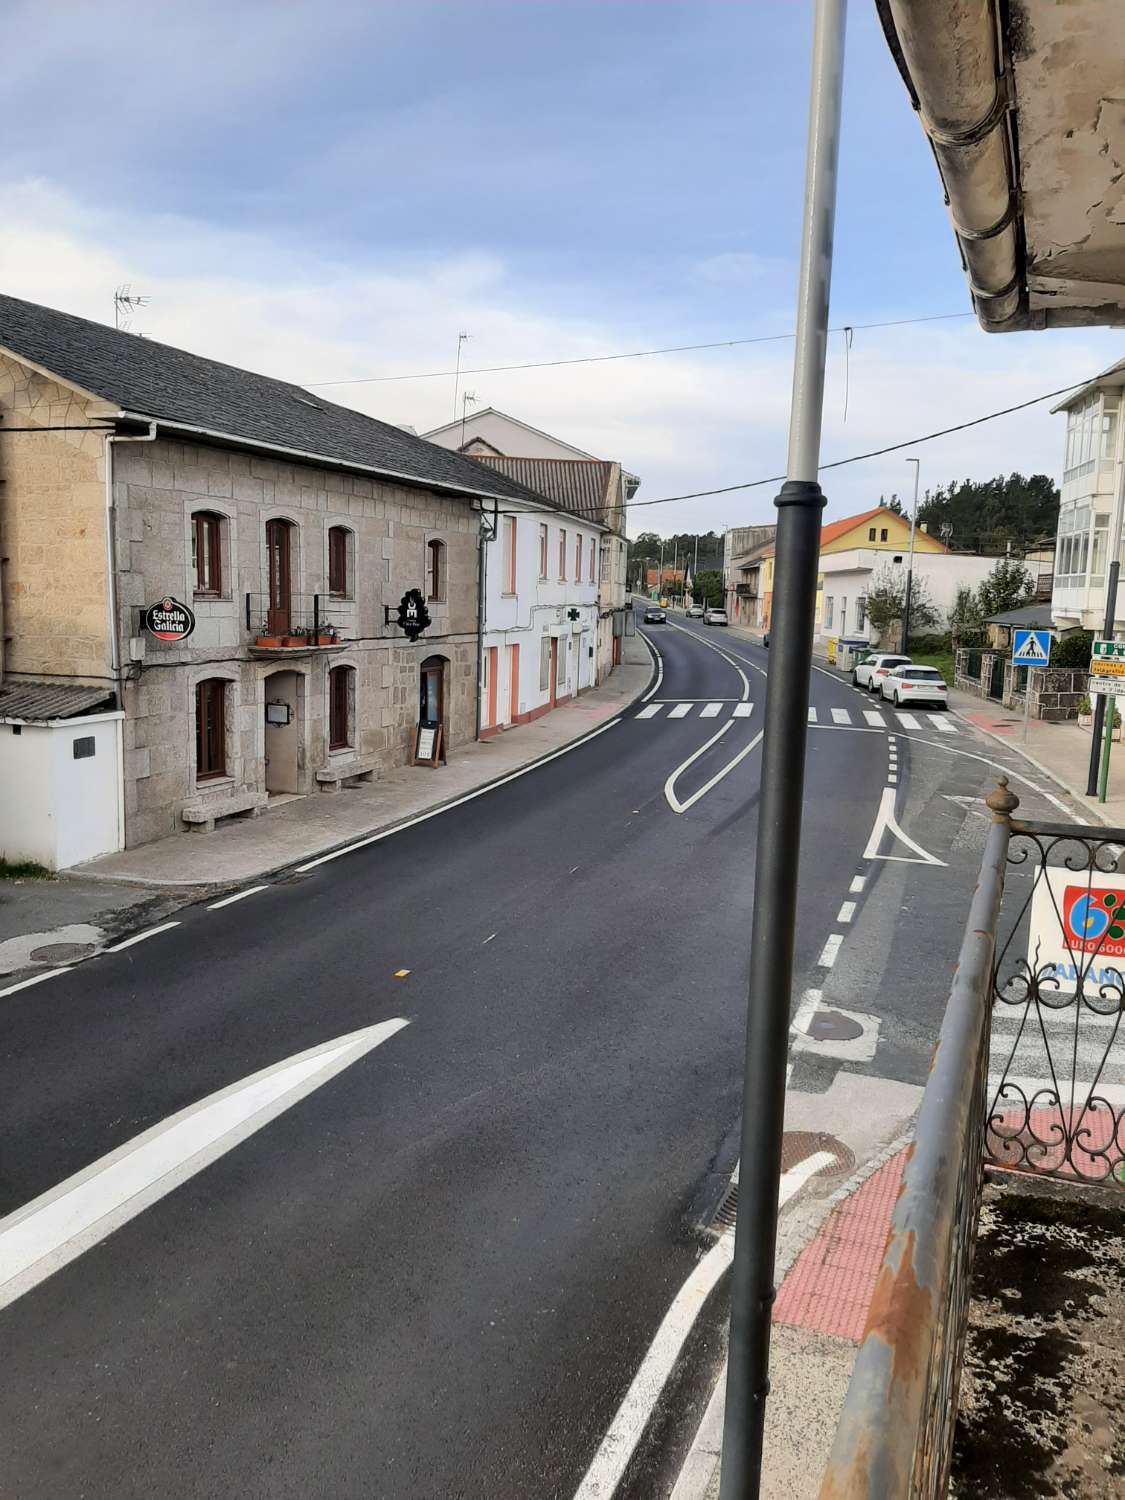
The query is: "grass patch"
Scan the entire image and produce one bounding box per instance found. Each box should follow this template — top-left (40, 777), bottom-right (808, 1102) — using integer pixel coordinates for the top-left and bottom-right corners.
top-left (910, 650), bottom-right (954, 685)
top-left (0, 857), bottom-right (54, 880)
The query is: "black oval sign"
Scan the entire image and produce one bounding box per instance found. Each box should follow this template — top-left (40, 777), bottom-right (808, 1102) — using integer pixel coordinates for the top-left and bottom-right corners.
top-left (144, 596), bottom-right (196, 642)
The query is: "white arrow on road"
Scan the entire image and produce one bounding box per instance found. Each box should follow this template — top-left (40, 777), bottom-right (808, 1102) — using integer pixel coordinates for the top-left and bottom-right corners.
top-left (863, 786), bottom-right (946, 866)
top-left (0, 1018), bottom-right (409, 1312)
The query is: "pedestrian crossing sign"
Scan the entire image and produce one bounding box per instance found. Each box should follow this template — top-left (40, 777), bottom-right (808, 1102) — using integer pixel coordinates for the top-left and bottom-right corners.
top-left (1012, 628), bottom-right (1051, 665)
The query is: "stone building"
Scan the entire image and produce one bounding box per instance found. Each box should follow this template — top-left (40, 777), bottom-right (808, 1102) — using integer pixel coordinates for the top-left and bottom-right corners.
top-left (0, 293), bottom-right (537, 855)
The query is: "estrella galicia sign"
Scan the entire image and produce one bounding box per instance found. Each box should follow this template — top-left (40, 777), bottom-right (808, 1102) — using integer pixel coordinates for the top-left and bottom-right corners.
top-left (395, 588), bottom-right (431, 643)
top-left (144, 596), bottom-right (196, 642)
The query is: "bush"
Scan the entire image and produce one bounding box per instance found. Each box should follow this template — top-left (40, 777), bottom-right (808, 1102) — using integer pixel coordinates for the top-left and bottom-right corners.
top-left (1051, 630), bottom-right (1093, 668)
top-left (908, 631), bottom-right (952, 655)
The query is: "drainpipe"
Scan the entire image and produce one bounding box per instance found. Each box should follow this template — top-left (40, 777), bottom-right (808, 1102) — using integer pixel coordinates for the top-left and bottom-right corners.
top-left (104, 422), bottom-right (157, 849)
top-left (474, 502), bottom-right (495, 740)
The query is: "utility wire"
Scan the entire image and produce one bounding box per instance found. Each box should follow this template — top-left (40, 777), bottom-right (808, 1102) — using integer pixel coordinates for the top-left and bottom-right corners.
top-left (304, 312), bottom-right (973, 388)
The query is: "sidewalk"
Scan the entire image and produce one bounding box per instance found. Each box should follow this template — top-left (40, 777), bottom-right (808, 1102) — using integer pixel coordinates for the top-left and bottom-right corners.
top-left (948, 685), bottom-right (1125, 826)
top-left (0, 640), bottom-right (651, 977)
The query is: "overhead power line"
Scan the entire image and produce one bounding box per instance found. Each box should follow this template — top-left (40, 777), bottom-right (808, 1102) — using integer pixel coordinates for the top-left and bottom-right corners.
top-left (304, 311), bottom-right (973, 388)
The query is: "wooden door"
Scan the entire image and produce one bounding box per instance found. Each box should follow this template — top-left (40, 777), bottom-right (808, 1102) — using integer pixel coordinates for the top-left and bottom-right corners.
top-left (484, 647), bottom-right (498, 730)
top-left (508, 644), bottom-right (519, 723)
top-left (266, 519), bottom-right (292, 635)
top-left (420, 657), bottom-right (444, 726)
top-left (549, 638), bottom-right (558, 708)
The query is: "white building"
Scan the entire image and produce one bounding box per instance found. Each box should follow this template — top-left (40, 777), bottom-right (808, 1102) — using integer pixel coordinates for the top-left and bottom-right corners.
top-left (424, 408), bottom-right (635, 683)
top-left (1050, 360), bottom-right (1125, 634)
top-left (815, 547), bottom-right (998, 653)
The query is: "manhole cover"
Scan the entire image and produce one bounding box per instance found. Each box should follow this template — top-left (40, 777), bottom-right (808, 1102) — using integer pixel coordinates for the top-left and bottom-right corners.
top-left (28, 941), bottom-right (97, 963)
top-left (807, 1009), bottom-right (863, 1042)
top-left (710, 1132), bottom-right (855, 1232)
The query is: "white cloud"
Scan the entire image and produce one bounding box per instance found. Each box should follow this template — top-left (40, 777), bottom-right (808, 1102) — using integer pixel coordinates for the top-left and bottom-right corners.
top-left (1, 178), bottom-right (1121, 541)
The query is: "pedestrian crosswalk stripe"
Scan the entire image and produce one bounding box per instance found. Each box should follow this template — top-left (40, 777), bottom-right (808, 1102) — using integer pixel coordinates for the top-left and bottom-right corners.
top-left (863, 710), bottom-right (885, 727)
top-left (732, 703), bottom-right (753, 718)
top-left (636, 704), bottom-right (662, 719)
top-left (633, 701), bottom-right (963, 733)
top-left (896, 712), bottom-right (920, 729)
top-left (668, 702), bottom-right (692, 719)
top-left (928, 714), bottom-right (956, 733)
top-left (831, 708), bottom-right (851, 725)
top-left (700, 702), bottom-right (722, 718)
top-left (808, 707), bottom-right (818, 724)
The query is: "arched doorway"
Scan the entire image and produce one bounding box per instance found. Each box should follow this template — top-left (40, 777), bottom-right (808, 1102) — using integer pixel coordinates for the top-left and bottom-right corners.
top-left (419, 655), bottom-right (446, 730)
top-left (264, 669), bottom-right (303, 795)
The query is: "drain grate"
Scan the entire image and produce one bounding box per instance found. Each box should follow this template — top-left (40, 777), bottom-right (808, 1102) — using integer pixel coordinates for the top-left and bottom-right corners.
top-left (713, 1182), bottom-right (739, 1230)
top-left (706, 1132), bottom-right (856, 1234)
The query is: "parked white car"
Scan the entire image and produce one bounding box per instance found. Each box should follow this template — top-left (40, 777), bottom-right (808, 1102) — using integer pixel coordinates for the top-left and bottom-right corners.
top-left (853, 653), bottom-right (911, 691)
top-left (686, 604), bottom-right (705, 618)
top-left (703, 608), bottom-right (729, 626)
top-left (879, 665), bottom-right (949, 708)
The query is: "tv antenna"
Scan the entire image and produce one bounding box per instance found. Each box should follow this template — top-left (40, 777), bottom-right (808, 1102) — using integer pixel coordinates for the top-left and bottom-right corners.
top-left (114, 285), bottom-right (150, 333)
top-left (452, 332), bottom-right (470, 421)
top-left (459, 391), bottom-right (478, 449)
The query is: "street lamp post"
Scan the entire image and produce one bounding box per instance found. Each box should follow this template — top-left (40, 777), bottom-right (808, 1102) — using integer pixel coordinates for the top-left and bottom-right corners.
top-left (902, 457), bottom-right (921, 653)
top-left (719, 3), bottom-right (847, 1496)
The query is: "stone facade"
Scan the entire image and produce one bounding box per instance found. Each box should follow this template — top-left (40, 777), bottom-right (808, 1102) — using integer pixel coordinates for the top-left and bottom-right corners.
top-left (1, 360), bottom-right (484, 849)
top-left (954, 648), bottom-right (1088, 721)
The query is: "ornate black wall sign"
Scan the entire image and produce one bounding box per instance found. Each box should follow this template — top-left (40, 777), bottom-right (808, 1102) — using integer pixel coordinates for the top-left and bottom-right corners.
top-left (390, 589), bottom-right (431, 642)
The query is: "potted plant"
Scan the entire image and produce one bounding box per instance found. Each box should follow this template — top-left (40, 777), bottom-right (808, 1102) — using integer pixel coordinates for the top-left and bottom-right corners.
top-left (1079, 695), bottom-right (1093, 728)
top-left (282, 626), bottom-right (307, 648)
top-left (314, 624), bottom-right (338, 646)
top-left (255, 620), bottom-right (283, 648)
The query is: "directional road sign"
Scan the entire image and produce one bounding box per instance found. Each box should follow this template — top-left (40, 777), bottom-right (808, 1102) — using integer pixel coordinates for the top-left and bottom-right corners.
top-left (1093, 639), bottom-right (1125, 660)
top-left (1012, 628), bottom-right (1051, 665)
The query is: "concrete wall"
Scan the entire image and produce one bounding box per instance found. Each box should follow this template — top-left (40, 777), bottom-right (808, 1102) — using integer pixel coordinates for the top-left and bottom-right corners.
top-left (0, 352), bottom-right (113, 684)
top-left (0, 712), bottom-right (123, 869)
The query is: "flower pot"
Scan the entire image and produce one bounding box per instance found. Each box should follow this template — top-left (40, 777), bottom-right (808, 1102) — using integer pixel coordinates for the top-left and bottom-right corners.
top-left (1079, 714), bottom-right (1093, 729)
top-left (315, 632), bottom-right (337, 646)
top-left (255, 634), bottom-right (282, 648)
top-left (282, 635), bottom-right (305, 648)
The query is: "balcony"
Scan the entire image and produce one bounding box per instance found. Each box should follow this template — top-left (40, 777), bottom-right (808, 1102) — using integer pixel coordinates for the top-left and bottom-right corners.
top-left (735, 582), bottom-right (759, 599)
top-left (244, 593), bottom-right (351, 653)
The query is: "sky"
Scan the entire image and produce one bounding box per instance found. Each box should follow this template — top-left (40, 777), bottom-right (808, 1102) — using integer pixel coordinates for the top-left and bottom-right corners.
top-left (4, 0), bottom-right (1122, 537)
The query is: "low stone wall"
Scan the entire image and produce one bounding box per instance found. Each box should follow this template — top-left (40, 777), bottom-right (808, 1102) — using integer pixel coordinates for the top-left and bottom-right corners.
top-left (954, 651), bottom-right (1087, 721)
top-left (1025, 666), bottom-right (1088, 723)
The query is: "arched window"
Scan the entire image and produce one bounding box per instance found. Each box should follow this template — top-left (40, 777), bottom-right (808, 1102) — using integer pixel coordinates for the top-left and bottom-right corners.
top-left (192, 511), bottom-right (223, 596)
top-left (329, 664), bottom-right (354, 750)
top-left (427, 539), bottom-right (445, 602)
top-left (328, 525), bottom-right (351, 597)
top-left (195, 678), bottom-right (227, 780)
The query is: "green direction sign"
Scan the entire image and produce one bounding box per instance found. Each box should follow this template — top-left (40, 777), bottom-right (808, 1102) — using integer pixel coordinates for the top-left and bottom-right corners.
top-left (1093, 639), bottom-right (1125, 659)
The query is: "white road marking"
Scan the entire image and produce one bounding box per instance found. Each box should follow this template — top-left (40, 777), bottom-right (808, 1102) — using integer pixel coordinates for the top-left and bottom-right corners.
top-left (664, 722), bottom-right (735, 812)
top-left (849, 875), bottom-right (866, 893)
top-left (104, 922), bottom-right (181, 952)
top-left (808, 707), bottom-right (818, 724)
top-left (863, 710), bottom-right (885, 727)
top-left (830, 708), bottom-right (851, 725)
top-left (790, 988), bottom-right (823, 1036)
top-left (668, 702), bottom-right (692, 719)
top-left (635, 704), bottom-right (662, 719)
top-left (928, 714), bottom-right (956, 733)
top-left (0, 968), bottom-right (72, 1000)
top-left (571, 1150), bottom-right (833, 1500)
top-left (663, 619), bottom-right (758, 692)
top-left (0, 1019), bottom-right (410, 1312)
top-left (482, 933), bottom-right (497, 944)
top-left (817, 934), bottom-right (843, 968)
top-left (895, 712), bottom-right (921, 729)
top-left (700, 702), bottom-right (723, 718)
top-left (732, 702), bottom-right (753, 718)
top-left (837, 901), bottom-right (856, 924)
top-left (639, 629), bottom-right (663, 702)
top-left (207, 886), bottom-right (269, 910)
top-left (297, 715), bottom-right (622, 871)
top-left (863, 786), bottom-right (946, 866)
top-left (888, 775), bottom-right (898, 785)
top-left (675, 733), bottom-right (764, 813)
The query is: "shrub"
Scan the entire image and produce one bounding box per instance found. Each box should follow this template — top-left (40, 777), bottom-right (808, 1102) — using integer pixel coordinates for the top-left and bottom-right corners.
top-left (1051, 630), bottom-right (1093, 669)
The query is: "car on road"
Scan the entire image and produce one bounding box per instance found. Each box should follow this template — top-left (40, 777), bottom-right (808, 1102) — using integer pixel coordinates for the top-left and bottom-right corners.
top-left (703, 607), bottom-right (729, 626)
top-left (643, 607), bottom-right (667, 624)
top-left (853, 652), bottom-right (911, 691)
top-left (686, 604), bottom-right (705, 618)
top-left (879, 664), bottom-right (949, 708)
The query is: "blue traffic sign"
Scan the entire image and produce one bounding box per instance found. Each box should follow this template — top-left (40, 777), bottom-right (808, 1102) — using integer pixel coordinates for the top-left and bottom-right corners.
top-left (1012, 628), bottom-right (1051, 665)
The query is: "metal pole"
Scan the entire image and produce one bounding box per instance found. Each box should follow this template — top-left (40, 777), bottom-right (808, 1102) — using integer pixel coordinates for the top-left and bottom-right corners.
top-left (719, 3), bottom-right (846, 1496)
top-left (1021, 661), bottom-right (1031, 742)
top-left (452, 332), bottom-right (469, 424)
top-left (1100, 691), bottom-right (1116, 802)
top-left (1088, 402), bottom-right (1125, 793)
top-left (902, 458), bottom-right (920, 652)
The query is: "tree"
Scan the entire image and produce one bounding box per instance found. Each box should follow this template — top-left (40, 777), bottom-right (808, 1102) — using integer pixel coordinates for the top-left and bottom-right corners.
top-left (865, 564), bottom-right (938, 645)
top-left (948, 584), bottom-right (985, 645)
top-left (879, 493), bottom-right (905, 517)
top-left (691, 569), bottom-right (724, 607)
top-left (915, 473), bottom-right (1059, 552)
top-left (977, 558), bottom-right (1034, 618)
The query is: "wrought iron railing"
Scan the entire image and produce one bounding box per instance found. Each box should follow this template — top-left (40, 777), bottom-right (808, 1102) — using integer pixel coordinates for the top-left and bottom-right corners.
top-left (243, 592), bottom-right (352, 644)
top-left (818, 785), bottom-right (1125, 1498)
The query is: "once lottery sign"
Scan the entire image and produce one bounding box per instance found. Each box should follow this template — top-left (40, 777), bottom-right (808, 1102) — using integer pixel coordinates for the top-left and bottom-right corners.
top-left (1027, 866), bottom-right (1125, 990)
top-left (143, 596), bottom-right (196, 642)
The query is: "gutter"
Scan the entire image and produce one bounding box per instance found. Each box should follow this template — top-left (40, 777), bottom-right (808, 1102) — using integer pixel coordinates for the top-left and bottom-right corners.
top-left (876, 0), bottom-right (1024, 331)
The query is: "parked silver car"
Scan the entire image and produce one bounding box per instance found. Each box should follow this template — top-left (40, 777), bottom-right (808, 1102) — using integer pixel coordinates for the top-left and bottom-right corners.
top-left (703, 608), bottom-right (729, 626)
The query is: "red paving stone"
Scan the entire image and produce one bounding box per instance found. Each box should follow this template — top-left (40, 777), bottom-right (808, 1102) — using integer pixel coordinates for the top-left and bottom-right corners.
top-left (773, 1148), bottom-right (907, 1342)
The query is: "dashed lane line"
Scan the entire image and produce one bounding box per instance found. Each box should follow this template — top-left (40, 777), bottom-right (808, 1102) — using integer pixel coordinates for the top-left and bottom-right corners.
top-left (0, 968), bottom-right (72, 1001)
top-left (207, 886), bottom-right (269, 910)
top-left (104, 922), bottom-right (182, 953)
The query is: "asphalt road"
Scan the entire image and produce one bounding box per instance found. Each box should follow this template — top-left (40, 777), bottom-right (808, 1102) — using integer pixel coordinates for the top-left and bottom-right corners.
top-left (0, 613), bottom-right (1060, 1499)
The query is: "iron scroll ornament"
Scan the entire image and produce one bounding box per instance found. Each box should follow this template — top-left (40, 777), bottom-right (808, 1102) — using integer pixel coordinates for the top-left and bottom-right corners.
top-left (388, 588), bottom-right (431, 643)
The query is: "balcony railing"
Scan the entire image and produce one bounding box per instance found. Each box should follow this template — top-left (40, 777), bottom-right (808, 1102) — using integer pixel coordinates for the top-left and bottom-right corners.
top-left (819, 785), bottom-right (1125, 1498)
top-left (244, 592), bottom-right (351, 650)
top-left (735, 583), bottom-right (759, 598)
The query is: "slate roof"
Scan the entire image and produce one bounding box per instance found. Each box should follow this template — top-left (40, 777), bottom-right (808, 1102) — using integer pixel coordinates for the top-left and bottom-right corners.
top-left (0, 293), bottom-right (540, 506)
top-left (986, 602), bottom-right (1054, 628)
top-left (0, 679), bottom-right (116, 722)
top-left (471, 456), bottom-right (616, 526)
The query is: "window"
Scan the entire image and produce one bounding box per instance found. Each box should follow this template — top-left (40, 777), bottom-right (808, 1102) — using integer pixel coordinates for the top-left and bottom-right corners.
top-left (427, 539), bottom-right (445, 602)
top-left (1065, 393), bottom-right (1101, 479)
top-left (329, 665), bottom-right (353, 750)
top-left (1056, 502), bottom-right (1093, 587)
top-left (502, 516), bottom-right (517, 593)
top-left (868, 527), bottom-right (876, 542)
top-left (195, 679), bottom-right (227, 780)
top-left (589, 540), bottom-right (596, 583)
top-left (575, 534), bottom-right (583, 580)
top-left (539, 523), bottom-right (549, 580)
top-left (556, 635), bottom-right (567, 686)
top-left (856, 595), bottom-right (867, 631)
top-left (559, 528), bottom-right (567, 580)
top-left (824, 596), bottom-right (834, 629)
top-left (328, 526), bottom-right (350, 597)
top-left (192, 511), bottom-right (223, 596)
top-left (539, 635), bottom-right (551, 691)
top-left (880, 528), bottom-right (889, 542)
